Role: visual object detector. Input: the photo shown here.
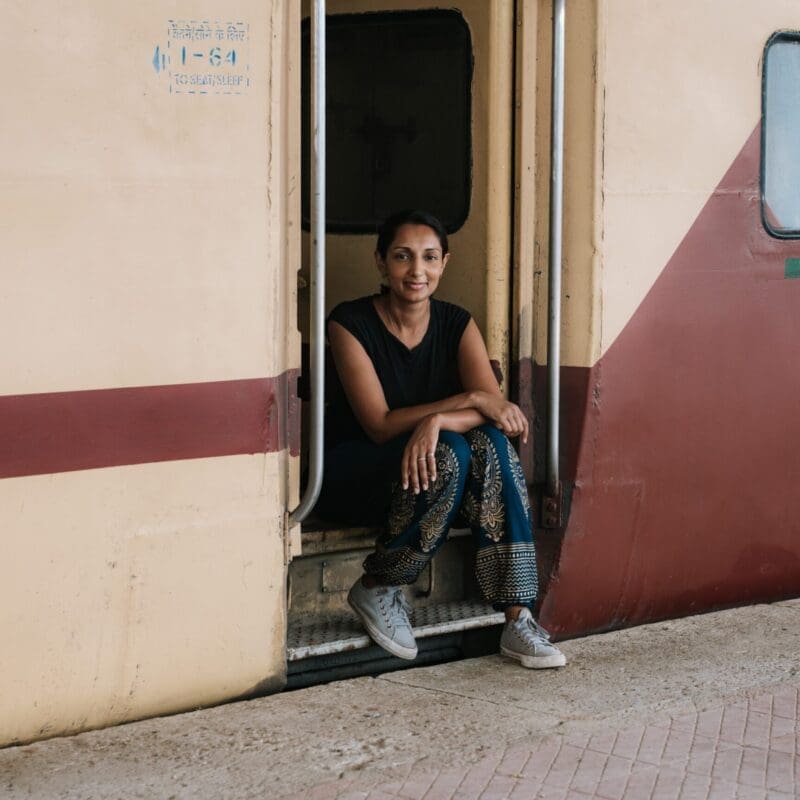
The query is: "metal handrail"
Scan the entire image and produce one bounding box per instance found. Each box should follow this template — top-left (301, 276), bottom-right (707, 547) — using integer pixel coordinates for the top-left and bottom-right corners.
top-left (546, 0), bottom-right (565, 498)
top-left (290, 0), bottom-right (326, 525)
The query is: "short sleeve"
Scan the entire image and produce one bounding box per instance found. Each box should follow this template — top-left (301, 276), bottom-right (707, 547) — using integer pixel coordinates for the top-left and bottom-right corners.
top-left (327, 298), bottom-right (375, 355)
top-left (436, 300), bottom-right (471, 350)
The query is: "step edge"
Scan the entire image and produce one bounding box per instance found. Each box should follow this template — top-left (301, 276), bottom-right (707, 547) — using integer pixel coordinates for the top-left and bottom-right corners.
top-left (287, 611), bottom-right (504, 661)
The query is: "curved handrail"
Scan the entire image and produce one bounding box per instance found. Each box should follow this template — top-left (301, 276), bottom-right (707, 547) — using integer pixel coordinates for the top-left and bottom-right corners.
top-left (290, 0), bottom-right (326, 526)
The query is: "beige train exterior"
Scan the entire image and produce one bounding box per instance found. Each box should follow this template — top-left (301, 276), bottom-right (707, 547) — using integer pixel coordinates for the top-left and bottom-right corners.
top-left (1, 1), bottom-right (301, 745)
top-left (2, 0), bottom-right (796, 746)
top-left (534, 0), bottom-right (798, 371)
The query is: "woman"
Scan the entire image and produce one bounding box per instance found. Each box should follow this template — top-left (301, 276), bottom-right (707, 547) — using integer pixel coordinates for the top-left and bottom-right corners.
top-left (316, 210), bottom-right (565, 669)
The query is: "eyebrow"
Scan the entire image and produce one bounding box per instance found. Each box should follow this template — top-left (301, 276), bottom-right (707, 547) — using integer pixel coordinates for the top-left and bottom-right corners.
top-left (391, 245), bottom-right (441, 253)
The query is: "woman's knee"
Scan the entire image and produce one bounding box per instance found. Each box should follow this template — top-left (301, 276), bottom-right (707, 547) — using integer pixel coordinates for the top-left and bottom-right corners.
top-left (474, 423), bottom-right (511, 448)
top-left (466, 424), bottom-right (513, 461)
top-left (435, 431), bottom-right (471, 485)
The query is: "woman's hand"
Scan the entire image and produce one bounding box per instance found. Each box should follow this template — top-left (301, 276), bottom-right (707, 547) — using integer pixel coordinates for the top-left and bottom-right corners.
top-left (473, 392), bottom-right (529, 444)
top-left (401, 414), bottom-right (442, 494)
top-left (456, 321), bottom-right (529, 444)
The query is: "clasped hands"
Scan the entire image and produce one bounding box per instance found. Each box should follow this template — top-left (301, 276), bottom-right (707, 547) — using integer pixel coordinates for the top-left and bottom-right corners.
top-left (401, 394), bottom-right (529, 494)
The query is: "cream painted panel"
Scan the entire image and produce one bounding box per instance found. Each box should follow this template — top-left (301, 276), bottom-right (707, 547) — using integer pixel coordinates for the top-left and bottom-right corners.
top-left (531, 0), bottom-right (601, 369)
top-left (2, 181), bottom-right (275, 392)
top-left (598, 0), bottom-right (798, 359)
top-left (0, 1), bottom-right (291, 395)
top-left (0, 454), bottom-right (287, 746)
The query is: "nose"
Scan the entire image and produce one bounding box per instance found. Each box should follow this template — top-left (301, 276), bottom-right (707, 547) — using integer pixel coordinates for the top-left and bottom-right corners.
top-left (409, 255), bottom-right (425, 274)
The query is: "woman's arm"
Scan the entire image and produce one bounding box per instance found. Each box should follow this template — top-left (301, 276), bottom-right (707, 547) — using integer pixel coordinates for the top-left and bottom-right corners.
top-left (400, 320), bottom-right (531, 492)
top-left (328, 320), bottom-right (482, 444)
top-left (456, 320), bottom-right (529, 443)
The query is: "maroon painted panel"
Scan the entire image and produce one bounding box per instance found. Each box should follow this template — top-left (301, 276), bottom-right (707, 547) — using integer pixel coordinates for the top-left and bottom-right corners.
top-left (0, 371), bottom-right (299, 479)
top-left (541, 127), bottom-right (800, 636)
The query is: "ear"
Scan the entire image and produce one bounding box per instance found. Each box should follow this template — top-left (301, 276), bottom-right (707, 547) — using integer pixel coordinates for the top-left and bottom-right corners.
top-left (442, 253), bottom-right (451, 270)
top-left (375, 251), bottom-right (387, 276)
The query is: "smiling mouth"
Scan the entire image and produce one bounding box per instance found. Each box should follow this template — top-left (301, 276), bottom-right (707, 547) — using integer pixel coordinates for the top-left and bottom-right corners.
top-left (405, 281), bottom-right (427, 289)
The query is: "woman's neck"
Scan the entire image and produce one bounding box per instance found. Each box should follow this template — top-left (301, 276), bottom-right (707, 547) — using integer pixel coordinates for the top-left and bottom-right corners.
top-left (376, 293), bottom-right (430, 346)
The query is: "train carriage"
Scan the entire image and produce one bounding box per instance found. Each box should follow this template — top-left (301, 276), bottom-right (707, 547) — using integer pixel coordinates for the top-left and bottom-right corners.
top-left (1, 0), bottom-right (799, 747)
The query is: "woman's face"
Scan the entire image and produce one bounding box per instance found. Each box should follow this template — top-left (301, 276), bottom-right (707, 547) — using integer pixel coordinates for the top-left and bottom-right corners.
top-left (376, 223), bottom-right (450, 304)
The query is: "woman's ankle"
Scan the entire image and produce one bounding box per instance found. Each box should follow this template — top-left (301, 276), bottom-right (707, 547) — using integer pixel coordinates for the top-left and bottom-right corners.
top-left (361, 574), bottom-right (379, 589)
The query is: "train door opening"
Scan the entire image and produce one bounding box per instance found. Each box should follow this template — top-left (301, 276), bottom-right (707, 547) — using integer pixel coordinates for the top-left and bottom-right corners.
top-left (290, 1), bottom-right (527, 687)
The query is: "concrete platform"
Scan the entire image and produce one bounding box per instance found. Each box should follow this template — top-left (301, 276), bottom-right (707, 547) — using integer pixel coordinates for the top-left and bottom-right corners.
top-left (2, 599), bottom-right (798, 799)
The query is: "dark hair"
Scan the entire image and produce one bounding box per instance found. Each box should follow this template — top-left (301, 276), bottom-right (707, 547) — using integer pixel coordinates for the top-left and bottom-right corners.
top-left (375, 210), bottom-right (449, 259)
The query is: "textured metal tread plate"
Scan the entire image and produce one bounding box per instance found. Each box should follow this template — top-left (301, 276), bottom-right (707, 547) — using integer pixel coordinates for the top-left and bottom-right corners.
top-left (298, 525), bottom-right (472, 557)
top-left (287, 600), bottom-right (504, 661)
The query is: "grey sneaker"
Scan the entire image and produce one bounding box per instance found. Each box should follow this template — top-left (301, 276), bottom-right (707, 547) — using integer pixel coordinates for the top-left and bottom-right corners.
top-left (347, 578), bottom-right (418, 660)
top-left (500, 608), bottom-right (566, 669)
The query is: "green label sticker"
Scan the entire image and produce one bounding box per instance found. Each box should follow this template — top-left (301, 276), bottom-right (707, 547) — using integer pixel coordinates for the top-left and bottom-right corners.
top-left (786, 258), bottom-right (800, 279)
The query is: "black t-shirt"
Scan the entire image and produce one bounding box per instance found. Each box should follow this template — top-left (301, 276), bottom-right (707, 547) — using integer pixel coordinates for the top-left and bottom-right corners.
top-left (326, 295), bottom-right (472, 446)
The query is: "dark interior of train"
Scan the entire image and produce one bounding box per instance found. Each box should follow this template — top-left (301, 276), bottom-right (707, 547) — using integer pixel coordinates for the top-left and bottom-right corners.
top-left (289, 8), bottom-right (505, 688)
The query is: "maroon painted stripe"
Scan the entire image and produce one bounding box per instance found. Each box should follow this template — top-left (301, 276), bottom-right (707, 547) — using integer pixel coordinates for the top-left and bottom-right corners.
top-left (0, 372), bottom-right (299, 479)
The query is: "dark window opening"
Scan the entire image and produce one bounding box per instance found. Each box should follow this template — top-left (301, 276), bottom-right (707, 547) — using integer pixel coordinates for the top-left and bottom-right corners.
top-left (761, 31), bottom-right (800, 238)
top-left (302, 10), bottom-right (472, 234)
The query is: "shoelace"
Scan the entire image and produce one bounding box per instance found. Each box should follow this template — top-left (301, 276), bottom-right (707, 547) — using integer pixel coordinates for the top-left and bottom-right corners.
top-left (516, 616), bottom-right (552, 648)
top-left (388, 588), bottom-right (413, 629)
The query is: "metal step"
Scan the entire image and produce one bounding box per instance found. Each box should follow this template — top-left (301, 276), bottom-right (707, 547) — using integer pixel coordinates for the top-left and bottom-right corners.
top-left (298, 518), bottom-right (471, 557)
top-left (287, 599), bottom-right (504, 661)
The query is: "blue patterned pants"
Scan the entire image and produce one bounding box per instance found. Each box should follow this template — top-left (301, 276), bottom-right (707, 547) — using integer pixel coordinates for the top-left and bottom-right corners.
top-left (317, 424), bottom-right (538, 609)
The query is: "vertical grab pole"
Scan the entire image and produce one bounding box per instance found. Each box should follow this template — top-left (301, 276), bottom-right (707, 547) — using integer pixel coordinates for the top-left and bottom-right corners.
top-left (546, 0), bottom-right (565, 502)
top-left (290, 0), bottom-right (325, 526)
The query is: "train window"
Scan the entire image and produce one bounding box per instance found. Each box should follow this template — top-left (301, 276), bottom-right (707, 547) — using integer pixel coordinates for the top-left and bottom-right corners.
top-left (761, 32), bottom-right (800, 238)
top-left (301, 10), bottom-right (472, 233)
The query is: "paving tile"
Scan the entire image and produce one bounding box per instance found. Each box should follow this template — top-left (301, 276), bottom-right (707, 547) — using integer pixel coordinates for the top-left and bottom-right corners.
top-left (396, 769), bottom-right (439, 800)
top-left (477, 773), bottom-right (515, 800)
top-left (749, 693), bottom-right (775, 716)
top-left (633, 725), bottom-right (671, 765)
top-left (493, 745), bottom-right (531, 778)
top-left (608, 725), bottom-right (645, 762)
top-left (660, 725), bottom-right (706, 764)
top-left (583, 730), bottom-right (618, 757)
top-left (649, 764), bottom-right (688, 799)
top-left (593, 754), bottom-right (638, 800)
top-left (768, 714), bottom-right (798, 741)
top-left (768, 783), bottom-right (798, 798)
top-left (742, 709), bottom-right (774, 750)
top-left (565, 747), bottom-right (609, 795)
top-left (541, 743), bottom-right (586, 789)
top-left (519, 738), bottom-right (562, 778)
top-left (768, 733), bottom-right (799, 755)
top-left (769, 687), bottom-right (799, 721)
top-left (763, 748), bottom-right (798, 791)
top-left (444, 762), bottom-right (494, 800)
top-left (663, 711), bottom-right (700, 735)
top-left (420, 769), bottom-right (468, 800)
top-left (507, 776), bottom-right (544, 800)
top-left (613, 764), bottom-right (658, 800)
top-left (717, 706), bottom-right (750, 744)
top-left (697, 706), bottom-right (728, 741)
